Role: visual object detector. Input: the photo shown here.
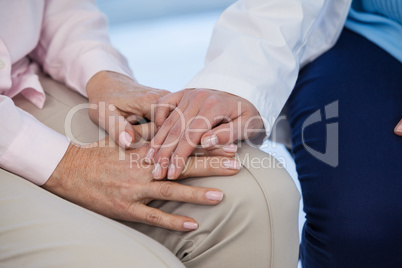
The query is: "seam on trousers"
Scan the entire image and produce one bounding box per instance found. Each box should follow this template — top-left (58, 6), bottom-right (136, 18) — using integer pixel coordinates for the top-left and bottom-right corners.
top-left (240, 163), bottom-right (275, 268)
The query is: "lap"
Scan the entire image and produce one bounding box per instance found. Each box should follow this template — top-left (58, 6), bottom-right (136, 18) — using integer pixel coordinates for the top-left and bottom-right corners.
top-left (4, 74), bottom-right (301, 268)
top-left (0, 168), bottom-right (183, 268)
top-left (127, 144), bottom-right (300, 267)
top-left (288, 28), bottom-right (402, 267)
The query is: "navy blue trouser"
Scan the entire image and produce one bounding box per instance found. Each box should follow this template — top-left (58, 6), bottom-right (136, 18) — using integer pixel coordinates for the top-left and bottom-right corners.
top-left (287, 29), bottom-right (402, 267)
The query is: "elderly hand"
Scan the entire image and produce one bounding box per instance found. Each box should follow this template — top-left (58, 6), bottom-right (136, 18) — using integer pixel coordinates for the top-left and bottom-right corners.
top-left (145, 88), bottom-right (264, 180)
top-left (86, 71), bottom-right (169, 149)
top-left (44, 134), bottom-right (240, 231)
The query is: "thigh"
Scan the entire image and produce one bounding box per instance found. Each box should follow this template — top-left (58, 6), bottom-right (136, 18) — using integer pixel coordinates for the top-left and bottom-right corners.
top-left (288, 29), bottom-right (402, 267)
top-left (0, 168), bottom-right (184, 268)
top-left (124, 144), bottom-right (301, 268)
top-left (13, 75), bottom-right (301, 268)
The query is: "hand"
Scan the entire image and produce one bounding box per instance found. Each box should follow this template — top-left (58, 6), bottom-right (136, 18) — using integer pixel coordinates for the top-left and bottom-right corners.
top-left (44, 136), bottom-right (240, 231)
top-left (86, 71), bottom-right (169, 149)
top-left (395, 119), bottom-right (402, 136)
top-left (145, 88), bottom-right (264, 180)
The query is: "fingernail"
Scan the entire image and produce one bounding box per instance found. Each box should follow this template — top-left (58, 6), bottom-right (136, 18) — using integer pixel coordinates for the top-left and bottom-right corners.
top-left (223, 159), bottom-right (241, 170)
top-left (206, 191), bottom-right (224, 201)
top-left (201, 135), bottom-right (218, 148)
top-left (183, 222), bottom-right (198, 230)
top-left (119, 131), bottom-right (132, 148)
top-left (144, 148), bottom-right (155, 163)
top-left (222, 144), bottom-right (238, 153)
top-left (395, 120), bottom-right (402, 134)
top-left (167, 164), bottom-right (176, 180)
top-left (152, 163), bottom-right (161, 179)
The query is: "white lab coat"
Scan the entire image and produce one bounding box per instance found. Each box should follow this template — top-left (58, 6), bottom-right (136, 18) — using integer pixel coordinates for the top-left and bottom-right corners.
top-left (186, 0), bottom-right (352, 145)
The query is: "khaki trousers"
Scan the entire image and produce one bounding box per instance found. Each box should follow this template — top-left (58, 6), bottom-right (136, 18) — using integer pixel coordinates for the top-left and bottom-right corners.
top-left (0, 75), bottom-right (300, 268)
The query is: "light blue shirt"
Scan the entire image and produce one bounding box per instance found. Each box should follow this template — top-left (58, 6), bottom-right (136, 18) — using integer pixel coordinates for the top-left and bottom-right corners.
top-left (345, 0), bottom-right (402, 62)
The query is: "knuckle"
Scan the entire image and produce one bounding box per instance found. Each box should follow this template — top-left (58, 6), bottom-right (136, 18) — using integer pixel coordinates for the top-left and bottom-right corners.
top-left (146, 210), bottom-right (162, 226)
top-left (163, 117), bottom-right (176, 128)
top-left (159, 89), bottom-right (170, 96)
top-left (113, 199), bottom-right (131, 214)
top-left (156, 98), bottom-right (164, 105)
top-left (173, 106), bottom-right (185, 117)
top-left (156, 95), bottom-right (170, 105)
top-left (154, 113), bottom-right (167, 126)
top-left (203, 96), bottom-right (219, 109)
top-left (158, 181), bottom-right (175, 199)
top-left (155, 109), bottom-right (167, 120)
top-left (193, 90), bottom-right (209, 99)
top-left (185, 129), bottom-right (201, 144)
top-left (144, 92), bottom-right (160, 103)
top-left (154, 102), bottom-right (166, 114)
top-left (169, 126), bottom-right (184, 138)
top-left (181, 157), bottom-right (194, 177)
top-left (189, 188), bottom-right (200, 201)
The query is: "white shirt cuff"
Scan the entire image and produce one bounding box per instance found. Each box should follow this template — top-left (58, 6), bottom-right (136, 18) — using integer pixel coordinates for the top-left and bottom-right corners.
top-left (0, 108), bottom-right (69, 185)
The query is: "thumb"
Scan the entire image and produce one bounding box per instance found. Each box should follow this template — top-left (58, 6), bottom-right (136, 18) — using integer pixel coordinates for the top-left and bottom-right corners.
top-left (201, 119), bottom-right (242, 149)
top-left (201, 116), bottom-right (265, 148)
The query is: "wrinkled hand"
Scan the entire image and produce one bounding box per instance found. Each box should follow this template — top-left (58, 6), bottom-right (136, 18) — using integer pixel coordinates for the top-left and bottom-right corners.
top-left (395, 119), bottom-right (402, 136)
top-left (44, 136), bottom-right (240, 231)
top-left (86, 71), bottom-right (169, 148)
top-left (145, 88), bottom-right (264, 180)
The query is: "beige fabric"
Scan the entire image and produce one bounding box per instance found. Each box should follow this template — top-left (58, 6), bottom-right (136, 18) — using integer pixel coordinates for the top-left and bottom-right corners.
top-left (0, 170), bottom-right (185, 268)
top-left (1, 74), bottom-right (301, 267)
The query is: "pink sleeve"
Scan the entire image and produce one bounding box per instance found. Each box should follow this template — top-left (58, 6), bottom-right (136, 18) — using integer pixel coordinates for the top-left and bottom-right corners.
top-left (0, 96), bottom-right (69, 185)
top-left (29, 0), bottom-right (133, 98)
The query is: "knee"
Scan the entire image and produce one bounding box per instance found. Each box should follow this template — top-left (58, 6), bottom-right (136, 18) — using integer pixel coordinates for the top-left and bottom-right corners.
top-left (180, 145), bottom-right (301, 267)
top-left (230, 144), bottom-right (300, 268)
top-left (235, 144), bottom-right (301, 219)
top-left (211, 144), bottom-right (301, 228)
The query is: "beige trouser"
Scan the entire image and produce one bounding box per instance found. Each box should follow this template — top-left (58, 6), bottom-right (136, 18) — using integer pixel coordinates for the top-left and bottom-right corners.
top-left (0, 75), bottom-right (301, 268)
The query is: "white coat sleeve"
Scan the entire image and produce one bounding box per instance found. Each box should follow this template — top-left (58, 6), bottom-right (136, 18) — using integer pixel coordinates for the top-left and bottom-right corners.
top-left (186, 0), bottom-right (351, 135)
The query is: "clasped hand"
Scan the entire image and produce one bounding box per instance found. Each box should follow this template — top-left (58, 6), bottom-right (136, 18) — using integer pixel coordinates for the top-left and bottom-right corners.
top-left (45, 71), bottom-right (242, 231)
top-left (45, 137), bottom-right (239, 231)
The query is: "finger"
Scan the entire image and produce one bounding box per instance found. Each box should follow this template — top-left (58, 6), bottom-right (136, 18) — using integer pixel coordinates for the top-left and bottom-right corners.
top-left (151, 105), bottom-right (197, 179)
top-left (153, 91), bottom-right (184, 127)
top-left (395, 119), bottom-right (402, 136)
top-left (104, 104), bottom-right (136, 149)
top-left (145, 181), bottom-right (224, 205)
top-left (145, 104), bottom-right (187, 167)
top-left (200, 117), bottom-right (246, 149)
top-left (132, 122), bottom-right (158, 142)
top-left (192, 144), bottom-right (238, 157)
top-left (167, 112), bottom-right (218, 180)
top-left (130, 204), bottom-right (199, 231)
top-left (138, 90), bottom-right (171, 119)
top-left (179, 156), bottom-right (241, 179)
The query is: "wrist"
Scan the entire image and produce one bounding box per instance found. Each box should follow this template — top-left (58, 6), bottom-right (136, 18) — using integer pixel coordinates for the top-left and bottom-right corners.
top-left (86, 71), bottom-right (139, 98)
top-left (43, 143), bottom-right (82, 193)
